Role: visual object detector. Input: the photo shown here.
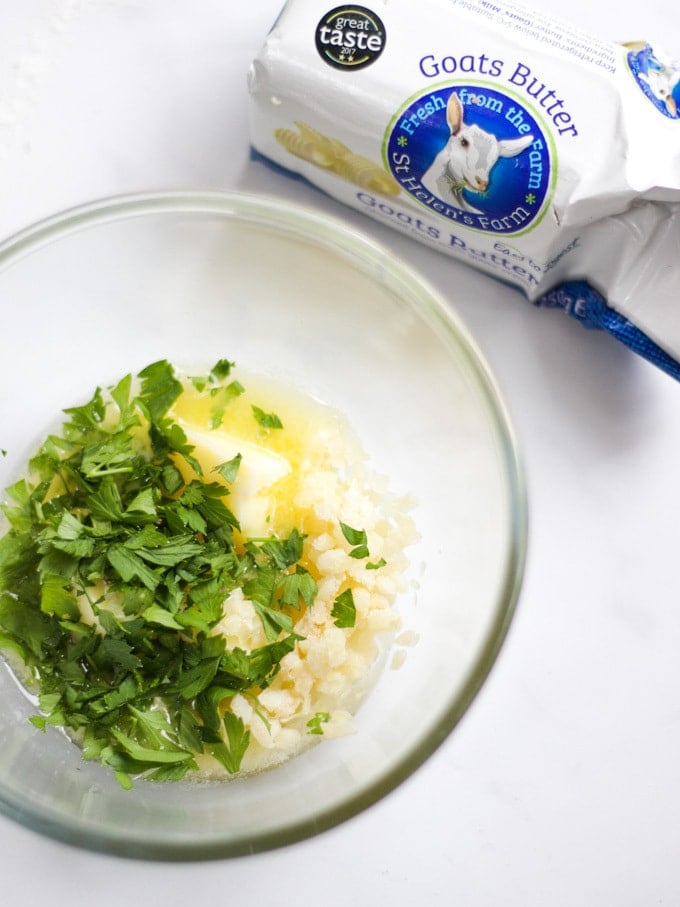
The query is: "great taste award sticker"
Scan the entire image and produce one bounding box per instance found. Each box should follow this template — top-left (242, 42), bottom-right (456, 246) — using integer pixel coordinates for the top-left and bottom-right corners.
top-left (315, 6), bottom-right (387, 71)
top-left (385, 84), bottom-right (553, 235)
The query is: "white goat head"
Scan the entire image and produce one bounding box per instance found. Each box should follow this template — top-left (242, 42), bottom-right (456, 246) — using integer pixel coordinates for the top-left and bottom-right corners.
top-left (422, 91), bottom-right (534, 213)
top-left (640, 64), bottom-right (679, 116)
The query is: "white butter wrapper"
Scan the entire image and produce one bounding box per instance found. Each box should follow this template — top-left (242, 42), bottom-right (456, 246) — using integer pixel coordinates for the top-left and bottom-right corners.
top-left (248, 0), bottom-right (680, 379)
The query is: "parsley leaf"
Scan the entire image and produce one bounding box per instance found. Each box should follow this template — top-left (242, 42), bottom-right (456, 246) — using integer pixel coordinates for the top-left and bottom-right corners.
top-left (39, 573), bottom-right (81, 620)
top-left (279, 566), bottom-right (317, 609)
top-left (366, 558), bottom-right (387, 570)
top-left (137, 360), bottom-right (183, 422)
top-left (210, 712), bottom-right (250, 774)
top-left (210, 381), bottom-right (245, 429)
top-left (110, 728), bottom-right (194, 765)
top-left (210, 359), bottom-right (234, 382)
top-left (331, 588), bottom-right (357, 628)
top-left (306, 711), bottom-right (330, 735)
top-left (251, 405), bottom-right (283, 430)
top-left (214, 454), bottom-right (242, 484)
top-left (339, 523), bottom-right (386, 571)
top-left (339, 521), bottom-right (370, 559)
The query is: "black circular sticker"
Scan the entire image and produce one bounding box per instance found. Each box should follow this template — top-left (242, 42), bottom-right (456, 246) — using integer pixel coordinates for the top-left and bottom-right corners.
top-left (315, 6), bottom-right (386, 71)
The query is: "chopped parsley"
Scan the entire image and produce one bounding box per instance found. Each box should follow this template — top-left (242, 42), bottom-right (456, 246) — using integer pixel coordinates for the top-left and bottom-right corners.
top-left (306, 711), bottom-right (330, 735)
top-left (0, 360), bottom-right (315, 787)
top-left (251, 405), bottom-right (283, 430)
top-left (340, 521), bottom-right (369, 559)
top-left (340, 520), bottom-right (385, 569)
top-left (331, 588), bottom-right (356, 629)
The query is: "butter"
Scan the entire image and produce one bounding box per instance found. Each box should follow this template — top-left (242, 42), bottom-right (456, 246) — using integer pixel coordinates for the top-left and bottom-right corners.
top-left (249, 0), bottom-right (680, 380)
top-left (177, 420), bottom-right (291, 536)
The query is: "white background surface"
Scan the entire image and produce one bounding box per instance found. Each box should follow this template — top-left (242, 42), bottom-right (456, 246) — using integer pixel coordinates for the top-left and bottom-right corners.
top-left (1, 1), bottom-right (679, 903)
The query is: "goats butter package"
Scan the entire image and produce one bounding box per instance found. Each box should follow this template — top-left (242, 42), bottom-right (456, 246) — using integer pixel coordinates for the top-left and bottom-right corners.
top-left (248, 0), bottom-right (680, 380)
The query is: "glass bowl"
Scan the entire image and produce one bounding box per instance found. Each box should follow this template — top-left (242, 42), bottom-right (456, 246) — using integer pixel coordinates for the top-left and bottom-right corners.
top-left (0, 191), bottom-right (526, 859)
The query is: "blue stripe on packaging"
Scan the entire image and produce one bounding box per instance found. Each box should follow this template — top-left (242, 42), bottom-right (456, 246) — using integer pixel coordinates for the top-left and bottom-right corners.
top-left (537, 281), bottom-right (680, 383)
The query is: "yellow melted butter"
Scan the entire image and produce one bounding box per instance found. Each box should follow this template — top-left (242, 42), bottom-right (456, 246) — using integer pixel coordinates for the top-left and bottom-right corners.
top-left (169, 373), bottom-right (352, 540)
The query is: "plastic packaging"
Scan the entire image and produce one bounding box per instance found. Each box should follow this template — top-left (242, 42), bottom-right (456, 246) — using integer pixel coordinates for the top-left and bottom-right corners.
top-left (248, 0), bottom-right (680, 380)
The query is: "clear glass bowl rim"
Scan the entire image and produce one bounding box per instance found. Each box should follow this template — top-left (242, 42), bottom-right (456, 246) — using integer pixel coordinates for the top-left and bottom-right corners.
top-left (0, 190), bottom-right (528, 860)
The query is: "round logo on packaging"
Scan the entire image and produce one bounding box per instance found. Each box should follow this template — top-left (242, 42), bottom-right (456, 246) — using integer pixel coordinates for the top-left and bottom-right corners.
top-left (315, 6), bottom-right (386, 71)
top-left (626, 43), bottom-right (680, 119)
top-left (384, 83), bottom-right (554, 235)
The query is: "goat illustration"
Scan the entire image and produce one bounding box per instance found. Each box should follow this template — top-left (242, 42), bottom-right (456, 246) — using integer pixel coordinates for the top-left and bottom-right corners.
top-left (625, 42), bottom-right (680, 118)
top-left (639, 53), bottom-right (680, 117)
top-left (421, 90), bottom-right (534, 214)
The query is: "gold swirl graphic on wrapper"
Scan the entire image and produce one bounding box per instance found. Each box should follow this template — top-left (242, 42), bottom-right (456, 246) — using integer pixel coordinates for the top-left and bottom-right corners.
top-left (274, 121), bottom-right (400, 196)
